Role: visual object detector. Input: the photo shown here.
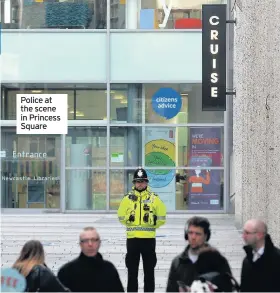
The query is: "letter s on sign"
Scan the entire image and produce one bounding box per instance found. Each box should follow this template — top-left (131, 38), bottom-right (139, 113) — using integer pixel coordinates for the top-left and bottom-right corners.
top-left (211, 73), bottom-right (218, 83)
top-left (209, 16), bottom-right (219, 25)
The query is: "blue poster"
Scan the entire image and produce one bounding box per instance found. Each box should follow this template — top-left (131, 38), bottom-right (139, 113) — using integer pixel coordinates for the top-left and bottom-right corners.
top-left (152, 88), bottom-right (182, 119)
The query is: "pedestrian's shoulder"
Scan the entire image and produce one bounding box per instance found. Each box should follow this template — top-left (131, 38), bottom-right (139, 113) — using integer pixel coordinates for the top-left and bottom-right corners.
top-left (125, 191), bottom-right (134, 196)
top-left (28, 265), bottom-right (54, 286)
top-left (58, 257), bottom-right (80, 272)
top-left (29, 264), bottom-right (50, 277)
top-left (273, 246), bottom-right (280, 258)
top-left (150, 191), bottom-right (158, 197)
top-left (124, 191), bottom-right (134, 198)
top-left (102, 259), bottom-right (119, 273)
top-left (171, 251), bottom-right (185, 268)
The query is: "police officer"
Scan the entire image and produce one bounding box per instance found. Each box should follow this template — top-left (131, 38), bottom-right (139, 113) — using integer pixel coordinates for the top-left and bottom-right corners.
top-left (117, 167), bottom-right (166, 292)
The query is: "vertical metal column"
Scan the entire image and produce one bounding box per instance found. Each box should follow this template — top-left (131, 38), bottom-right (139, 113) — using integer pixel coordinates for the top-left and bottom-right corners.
top-left (141, 85), bottom-right (146, 167)
top-left (224, 0), bottom-right (234, 213)
top-left (126, 0), bottom-right (138, 29)
top-left (60, 134), bottom-right (66, 212)
top-left (106, 0), bottom-right (111, 212)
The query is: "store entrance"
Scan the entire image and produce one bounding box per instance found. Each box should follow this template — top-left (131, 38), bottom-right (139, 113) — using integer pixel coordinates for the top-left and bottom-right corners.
top-left (1, 128), bottom-right (61, 209)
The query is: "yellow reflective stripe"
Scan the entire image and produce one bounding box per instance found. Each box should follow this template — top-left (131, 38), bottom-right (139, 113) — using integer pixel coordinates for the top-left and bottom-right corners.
top-left (157, 216), bottom-right (166, 220)
top-left (127, 227), bottom-right (156, 232)
top-left (118, 216), bottom-right (125, 220)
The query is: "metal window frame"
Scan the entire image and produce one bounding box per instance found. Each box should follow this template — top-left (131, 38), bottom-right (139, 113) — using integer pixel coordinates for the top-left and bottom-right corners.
top-left (106, 0), bottom-right (111, 212)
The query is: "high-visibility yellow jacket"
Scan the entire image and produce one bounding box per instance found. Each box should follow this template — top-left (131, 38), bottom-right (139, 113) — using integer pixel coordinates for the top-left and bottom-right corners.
top-left (117, 186), bottom-right (167, 239)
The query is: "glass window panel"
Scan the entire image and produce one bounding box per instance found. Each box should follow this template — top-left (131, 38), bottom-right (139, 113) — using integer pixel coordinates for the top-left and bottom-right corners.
top-left (139, 0), bottom-right (225, 29)
top-left (175, 169), bottom-right (224, 211)
top-left (76, 88), bottom-right (107, 120)
top-left (109, 168), bottom-right (224, 211)
top-left (145, 84), bottom-right (224, 123)
top-left (66, 170), bottom-right (106, 210)
top-left (145, 126), bottom-right (224, 167)
top-left (2, 0), bottom-right (107, 29)
top-left (66, 127), bottom-right (107, 167)
top-left (110, 0), bottom-right (126, 28)
top-left (110, 84), bottom-right (142, 123)
top-left (109, 169), bottom-right (134, 210)
top-left (4, 88), bottom-right (74, 120)
top-left (110, 127), bottom-right (142, 167)
top-left (1, 128), bottom-right (61, 209)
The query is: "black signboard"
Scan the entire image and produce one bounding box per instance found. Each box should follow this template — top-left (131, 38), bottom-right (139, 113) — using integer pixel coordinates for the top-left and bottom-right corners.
top-left (202, 4), bottom-right (227, 111)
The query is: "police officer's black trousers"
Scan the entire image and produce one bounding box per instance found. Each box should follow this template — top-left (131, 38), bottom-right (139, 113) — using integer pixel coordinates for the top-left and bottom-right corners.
top-left (125, 238), bottom-right (157, 292)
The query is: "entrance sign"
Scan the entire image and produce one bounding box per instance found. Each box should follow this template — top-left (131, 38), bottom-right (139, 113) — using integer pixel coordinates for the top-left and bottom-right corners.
top-left (16, 94), bottom-right (68, 134)
top-left (202, 4), bottom-right (227, 111)
top-left (152, 87), bottom-right (182, 119)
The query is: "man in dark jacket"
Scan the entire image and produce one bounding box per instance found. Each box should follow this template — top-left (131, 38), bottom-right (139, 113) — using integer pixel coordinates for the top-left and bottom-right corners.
top-left (241, 219), bottom-right (280, 292)
top-left (57, 227), bottom-right (124, 292)
top-left (166, 216), bottom-right (232, 292)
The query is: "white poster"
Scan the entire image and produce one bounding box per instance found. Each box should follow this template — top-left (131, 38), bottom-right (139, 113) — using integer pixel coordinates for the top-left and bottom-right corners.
top-left (16, 94), bottom-right (68, 134)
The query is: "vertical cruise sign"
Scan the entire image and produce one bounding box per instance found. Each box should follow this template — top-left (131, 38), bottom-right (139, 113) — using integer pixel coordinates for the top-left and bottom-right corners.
top-left (202, 4), bottom-right (227, 111)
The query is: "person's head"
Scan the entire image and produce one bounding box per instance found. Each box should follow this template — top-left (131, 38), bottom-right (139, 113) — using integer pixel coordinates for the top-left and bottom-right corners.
top-left (196, 247), bottom-right (225, 274)
top-left (185, 216), bottom-right (211, 251)
top-left (242, 219), bottom-right (267, 250)
top-left (12, 240), bottom-right (45, 277)
top-left (192, 247), bottom-right (239, 292)
top-left (79, 227), bottom-right (101, 257)
top-left (132, 167), bottom-right (149, 191)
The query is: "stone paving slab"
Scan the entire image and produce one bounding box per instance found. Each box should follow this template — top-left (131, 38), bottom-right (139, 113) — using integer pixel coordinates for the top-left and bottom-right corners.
top-left (1, 214), bottom-right (245, 291)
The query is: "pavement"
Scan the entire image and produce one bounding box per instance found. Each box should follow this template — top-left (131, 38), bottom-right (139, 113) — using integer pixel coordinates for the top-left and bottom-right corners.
top-left (1, 213), bottom-right (245, 292)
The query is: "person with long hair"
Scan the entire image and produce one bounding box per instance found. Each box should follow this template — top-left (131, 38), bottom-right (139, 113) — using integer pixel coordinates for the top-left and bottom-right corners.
top-left (13, 240), bottom-right (69, 292)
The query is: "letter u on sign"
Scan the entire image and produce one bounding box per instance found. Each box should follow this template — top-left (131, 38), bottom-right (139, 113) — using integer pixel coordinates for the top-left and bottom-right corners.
top-left (202, 4), bottom-right (227, 111)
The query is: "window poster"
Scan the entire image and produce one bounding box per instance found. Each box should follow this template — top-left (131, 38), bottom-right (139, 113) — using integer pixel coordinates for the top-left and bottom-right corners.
top-left (145, 127), bottom-right (176, 211)
top-left (188, 127), bottom-right (222, 210)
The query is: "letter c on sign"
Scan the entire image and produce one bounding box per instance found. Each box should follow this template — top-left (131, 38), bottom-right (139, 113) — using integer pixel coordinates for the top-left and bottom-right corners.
top-left (209, 16), bottom-right (219, 25)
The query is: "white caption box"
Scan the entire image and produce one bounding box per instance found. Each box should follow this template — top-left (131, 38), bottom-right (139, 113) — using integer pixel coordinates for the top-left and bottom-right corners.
top-left (16, 94), bottom-right (68, 134)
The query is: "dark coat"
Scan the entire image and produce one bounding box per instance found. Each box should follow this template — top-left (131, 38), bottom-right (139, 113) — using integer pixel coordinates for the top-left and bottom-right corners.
top-left (241, 234), bottom-right (280, 292)
top-left (25, 264), bottom-right (69, 292)
top-left (57, 252), bottom-right (124, 292)
top-left (166, 245), bottom-right (232, 292)
top-left (195, 249), bottom-right (238, 292)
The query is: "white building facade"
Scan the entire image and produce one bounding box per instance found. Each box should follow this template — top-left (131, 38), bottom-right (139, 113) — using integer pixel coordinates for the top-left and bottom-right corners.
top-left (1, 0), bottom-right (231, 214)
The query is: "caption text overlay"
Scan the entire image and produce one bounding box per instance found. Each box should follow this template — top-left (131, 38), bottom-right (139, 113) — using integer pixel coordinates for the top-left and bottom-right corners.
top-left (16, 94), bottom-right (68, 134)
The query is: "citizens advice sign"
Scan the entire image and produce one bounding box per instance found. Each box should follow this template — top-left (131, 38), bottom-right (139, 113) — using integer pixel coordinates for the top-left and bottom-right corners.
top-left (202, 4), bottom-right (227, 111)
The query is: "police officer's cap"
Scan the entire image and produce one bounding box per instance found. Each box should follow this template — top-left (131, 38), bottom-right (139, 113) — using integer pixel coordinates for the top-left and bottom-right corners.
top-left (132, 167), bottom-right (149, 183)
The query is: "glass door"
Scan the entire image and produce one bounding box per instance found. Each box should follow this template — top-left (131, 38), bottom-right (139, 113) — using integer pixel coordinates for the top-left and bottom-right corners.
top-left (1, 128), bottom-right (61, 209)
